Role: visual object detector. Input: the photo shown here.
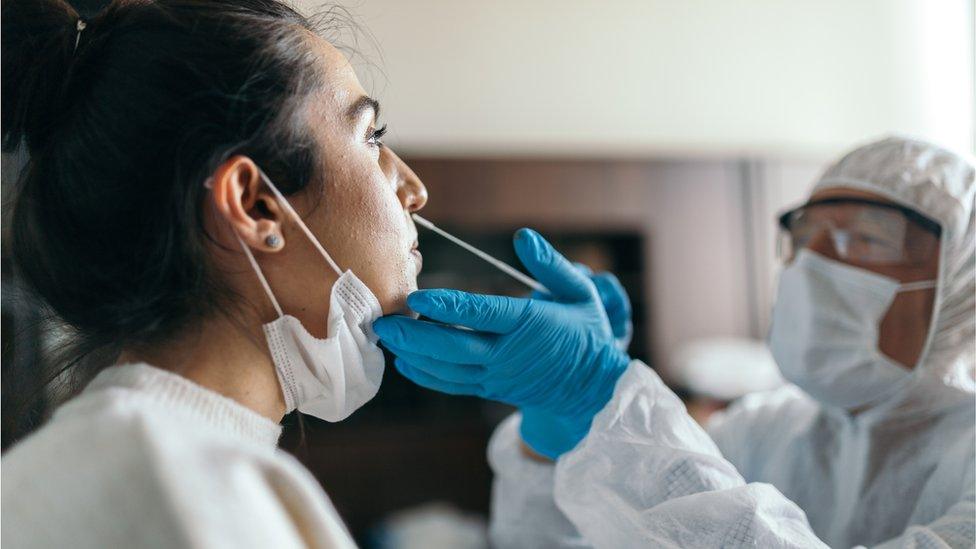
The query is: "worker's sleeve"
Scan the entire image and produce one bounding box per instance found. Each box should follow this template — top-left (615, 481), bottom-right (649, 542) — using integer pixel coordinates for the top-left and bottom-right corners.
top-left (487, 413), bottom-right (592, 548)
top-left (553, 360), bottom-right (829, 548)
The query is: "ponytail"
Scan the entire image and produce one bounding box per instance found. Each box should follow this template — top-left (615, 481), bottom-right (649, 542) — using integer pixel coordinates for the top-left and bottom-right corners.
top-left (2, 0), bottom-right (86, 152)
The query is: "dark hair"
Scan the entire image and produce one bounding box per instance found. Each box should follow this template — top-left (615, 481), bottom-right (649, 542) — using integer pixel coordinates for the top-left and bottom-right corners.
top-left (2, 0), bottom-right (354, 431)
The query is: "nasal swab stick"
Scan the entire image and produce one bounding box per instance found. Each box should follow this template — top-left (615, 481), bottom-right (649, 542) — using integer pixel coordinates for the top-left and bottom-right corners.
top-left (412, 214), bottom-right (550, 294)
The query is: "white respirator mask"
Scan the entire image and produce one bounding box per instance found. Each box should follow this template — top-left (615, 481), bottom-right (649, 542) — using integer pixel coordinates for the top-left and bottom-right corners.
top-left (229, 170), bottom-right (385, 422)
top-left (768, 249), bottom-right (936, 410)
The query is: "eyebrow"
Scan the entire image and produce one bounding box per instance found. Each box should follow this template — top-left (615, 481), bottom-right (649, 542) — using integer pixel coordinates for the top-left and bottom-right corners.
top-left (346, 95), bottom-right (380, 123)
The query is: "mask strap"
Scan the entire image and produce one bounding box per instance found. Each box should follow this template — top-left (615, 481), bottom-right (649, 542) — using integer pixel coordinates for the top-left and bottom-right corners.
top-left (234, 232), bottom-right (285, 318)
top-left (258, 170), bottom-right (344, 277)
top-left (204, 167), bottom-right (343, 318)
top-left (898, 279), bottom-right (937, 293)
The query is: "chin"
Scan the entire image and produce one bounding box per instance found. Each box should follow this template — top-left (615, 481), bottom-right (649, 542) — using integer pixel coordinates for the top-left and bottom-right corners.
top-left (382, 295), bottom-right (414, 317)
top-left (378, 276), bottom-right (418, 317)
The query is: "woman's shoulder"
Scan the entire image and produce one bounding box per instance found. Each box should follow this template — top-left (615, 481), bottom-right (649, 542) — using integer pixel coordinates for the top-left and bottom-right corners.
top-left (1, 386), bottom-right (353, 549)
top-left (1, 385), bottom-right (284, 511)
top-left (5, 380), bottom-right (277, 469)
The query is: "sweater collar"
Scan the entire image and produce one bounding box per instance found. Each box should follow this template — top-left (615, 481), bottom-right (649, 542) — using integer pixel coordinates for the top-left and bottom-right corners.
top-left (79, 363), bottom-right (283, 447)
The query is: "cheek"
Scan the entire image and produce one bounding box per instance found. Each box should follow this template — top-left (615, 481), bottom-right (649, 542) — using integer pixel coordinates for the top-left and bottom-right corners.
top-left (878, 291), bottom-right (936, 367)
top-left (880, 292), bottom-right (933, 333)
top-left (319, 171), bottom-right (415, 312)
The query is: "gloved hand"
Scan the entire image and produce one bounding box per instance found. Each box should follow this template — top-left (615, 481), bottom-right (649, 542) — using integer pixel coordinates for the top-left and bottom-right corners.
top-left (534, 264), bottom-right (633, 352)
top-left (373, 228), bottom-right (631, 459)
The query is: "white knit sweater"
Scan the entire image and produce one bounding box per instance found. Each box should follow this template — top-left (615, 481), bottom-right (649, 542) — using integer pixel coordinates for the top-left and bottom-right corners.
top-left (1, 363), bottom-right (356, 549)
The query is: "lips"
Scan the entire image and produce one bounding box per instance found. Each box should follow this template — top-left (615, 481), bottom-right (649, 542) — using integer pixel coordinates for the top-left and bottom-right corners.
top-left (410, 240), bottom-right (423, 273)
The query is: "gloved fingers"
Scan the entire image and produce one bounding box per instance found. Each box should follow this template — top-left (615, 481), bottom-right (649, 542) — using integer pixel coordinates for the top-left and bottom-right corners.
top-left (394, 358), bottom-right (480, 396)
top-left (406, 289), bottom-right (529, 334)
top-left (383, 344), bottom-right (486, 384)
top-left (531, 263), bottom-right (593, 302)
top-left (373, 316), bottom-right (495, 364)
top-left (513, 229), bottom-right (593, 302)
top-left (590, 271), bottom-right (632, 339)
top-left (573, 262), bottom-right (594, 276)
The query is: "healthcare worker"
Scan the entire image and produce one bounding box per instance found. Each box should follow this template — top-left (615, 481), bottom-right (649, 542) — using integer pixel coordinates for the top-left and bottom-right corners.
top-left (374, 136), bottom-right (976, 548)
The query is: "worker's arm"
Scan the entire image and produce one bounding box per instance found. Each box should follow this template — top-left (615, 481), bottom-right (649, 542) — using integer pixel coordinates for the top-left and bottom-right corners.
top-left (494, 362), bottom-right (974, 549)
top-left (552, 360), bottom-right (829, 548)
top-left (486, 413), bottom-right (592, 549)
top-left (488, 263), bottom-right (627, 549)
top-left (489, 265), bottom-right (629, 548)
top-left (553, 359), bottom-right (975, 548)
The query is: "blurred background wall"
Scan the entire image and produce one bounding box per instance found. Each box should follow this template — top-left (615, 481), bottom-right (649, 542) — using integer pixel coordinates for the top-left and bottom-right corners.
top-left (337, 0), bottom-right (974, 157)
top-left (3, 0), bottom-right (973, 546)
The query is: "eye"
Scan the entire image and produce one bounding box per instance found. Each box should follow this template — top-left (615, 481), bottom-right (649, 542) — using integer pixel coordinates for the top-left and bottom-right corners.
top-left (367, 123), bottom-right (387, 147)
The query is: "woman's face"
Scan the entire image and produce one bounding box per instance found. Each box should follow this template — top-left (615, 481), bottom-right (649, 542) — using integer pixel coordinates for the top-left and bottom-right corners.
top-left (243, 36), bottom-right (427, 335)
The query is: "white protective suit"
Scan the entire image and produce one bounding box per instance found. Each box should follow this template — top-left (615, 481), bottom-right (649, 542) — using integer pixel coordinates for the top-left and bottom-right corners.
top-left (489, 136), bottom-right (975, 548)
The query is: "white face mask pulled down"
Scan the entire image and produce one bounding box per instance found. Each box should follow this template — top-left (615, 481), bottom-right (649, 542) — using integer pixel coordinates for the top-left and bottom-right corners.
top-left (233, 172), bottom-right (385, 422)
top-left (769, 249), bottom-right (937, 410)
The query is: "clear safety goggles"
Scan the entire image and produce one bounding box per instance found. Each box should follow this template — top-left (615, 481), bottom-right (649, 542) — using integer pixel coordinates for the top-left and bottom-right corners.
top-left (777, 197), bottom-right (941, 266)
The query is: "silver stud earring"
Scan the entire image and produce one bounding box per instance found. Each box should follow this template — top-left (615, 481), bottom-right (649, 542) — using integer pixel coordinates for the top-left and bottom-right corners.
top-left (265, 234), bottom-right (281, 248)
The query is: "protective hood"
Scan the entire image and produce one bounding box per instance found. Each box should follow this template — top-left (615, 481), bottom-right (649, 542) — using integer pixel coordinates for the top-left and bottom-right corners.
top-left (811, 135), bottom-right (975, 417)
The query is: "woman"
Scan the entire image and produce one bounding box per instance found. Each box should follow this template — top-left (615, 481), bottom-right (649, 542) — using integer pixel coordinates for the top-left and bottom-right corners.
top-left (2, 0), bottom-right (426, 547)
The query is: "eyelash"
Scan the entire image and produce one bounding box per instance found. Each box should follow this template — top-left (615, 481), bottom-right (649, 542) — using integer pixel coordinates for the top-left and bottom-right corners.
top-left (367, 123), bottom-right (388, 147)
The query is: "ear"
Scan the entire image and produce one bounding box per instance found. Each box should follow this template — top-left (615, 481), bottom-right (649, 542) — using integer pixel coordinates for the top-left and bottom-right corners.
top-left (209, 155), bottom-right (286, 253)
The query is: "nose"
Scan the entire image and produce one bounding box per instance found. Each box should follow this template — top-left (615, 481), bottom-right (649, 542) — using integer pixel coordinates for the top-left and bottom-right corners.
top-left (387, 149), bottom-right (428, 213)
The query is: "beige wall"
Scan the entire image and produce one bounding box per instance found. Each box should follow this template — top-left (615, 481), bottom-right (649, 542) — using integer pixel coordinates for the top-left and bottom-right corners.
top-left (296, 0), bottom-right (974, 157)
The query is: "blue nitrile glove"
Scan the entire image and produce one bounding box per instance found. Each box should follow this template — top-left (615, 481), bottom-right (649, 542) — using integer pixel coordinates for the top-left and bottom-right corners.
top-left (373, 229), bottom-right (631, 459)
top-left (534, 263), bottom-right (633, 353)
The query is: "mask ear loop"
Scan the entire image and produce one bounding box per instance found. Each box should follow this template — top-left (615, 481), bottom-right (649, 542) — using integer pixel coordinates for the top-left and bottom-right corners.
top-left (204, 175), bottom-right (286, 319)
top-left (204, 169), bottom-right (345, 318)
top-left (898, 279), bottom-right (938, 293)
top-left (257, 170), bottom-right (344, 278)
top-left (234, 232), bottom-right (285, 318)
